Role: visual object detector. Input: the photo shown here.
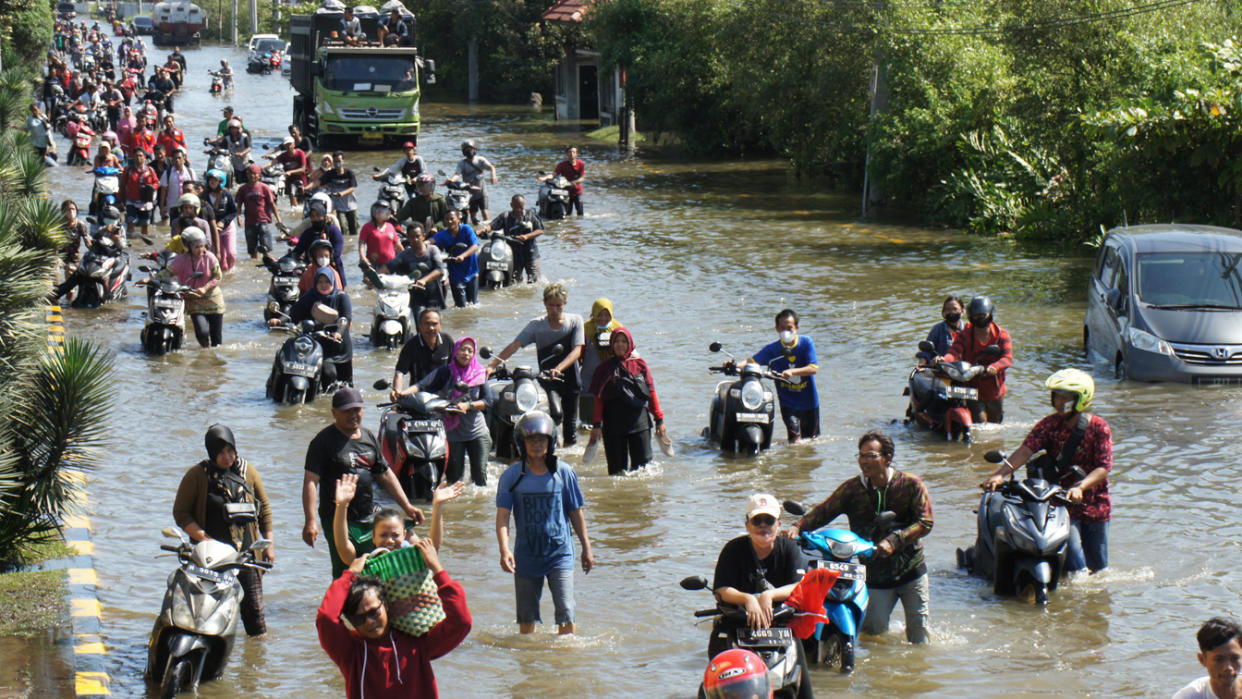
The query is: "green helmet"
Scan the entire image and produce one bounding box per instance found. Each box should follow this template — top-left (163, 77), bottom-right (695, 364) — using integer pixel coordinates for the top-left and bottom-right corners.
top-left (1045, 368), bottom-right (1094, 413)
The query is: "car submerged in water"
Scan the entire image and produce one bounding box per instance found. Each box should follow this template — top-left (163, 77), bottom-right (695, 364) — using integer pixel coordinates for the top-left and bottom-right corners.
top-left (1085, 223), bottom-right (1242, 383)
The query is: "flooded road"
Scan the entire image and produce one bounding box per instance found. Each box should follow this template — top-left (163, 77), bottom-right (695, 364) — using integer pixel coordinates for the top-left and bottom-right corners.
top-left (38, 42), bottom-right (1242, 697)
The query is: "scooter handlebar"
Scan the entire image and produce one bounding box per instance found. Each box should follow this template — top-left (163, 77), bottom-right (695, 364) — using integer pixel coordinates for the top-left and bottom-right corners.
top-left (160, 544), bottom-right (180, 552)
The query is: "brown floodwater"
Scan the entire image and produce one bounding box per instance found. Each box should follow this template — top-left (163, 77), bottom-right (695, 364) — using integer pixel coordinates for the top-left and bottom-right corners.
top-left (34, 42), bottom-right (1242, 698)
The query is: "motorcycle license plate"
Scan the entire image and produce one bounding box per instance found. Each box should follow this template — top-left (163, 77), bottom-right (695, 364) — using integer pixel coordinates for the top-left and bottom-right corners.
top-left (486, 261), bottom-right (507, 270)
top-left (405, 419), bottom-right (440, 432)
top-left (186, 564), bottom-right (227, 584)
top-left (815, 560), bottom-right (866, 581)
top-left (284, 362), bottom-right (317, 376)
top-left (735, 412), bottom-right (770, 424)
top-left (943, 385), bottom-right (977, 400)
top-left (550, 189), bottom-right (568, 196)
top-left (736, 627), bottom-right (793, 647)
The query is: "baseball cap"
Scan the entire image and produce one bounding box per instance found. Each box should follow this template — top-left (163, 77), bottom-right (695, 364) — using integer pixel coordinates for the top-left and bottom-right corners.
top-left (332, 387), bottom-right (365, 410)
top-left (282, 136), bottom-right (294, 146)
top-left (246, 163), bottom-right (262, 175)
top-left (402, 140), bottom-right (416, 149)
top-left (746, 493), bottom-right (780, 520)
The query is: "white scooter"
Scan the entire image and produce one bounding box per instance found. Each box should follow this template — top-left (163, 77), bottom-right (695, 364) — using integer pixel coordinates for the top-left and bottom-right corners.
top-left (369, 272), bottom-right (417, 350)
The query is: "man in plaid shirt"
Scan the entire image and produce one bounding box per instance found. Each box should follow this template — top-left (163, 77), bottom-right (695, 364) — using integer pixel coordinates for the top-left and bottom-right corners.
top-left (784, 430), bottom-right (934, 643)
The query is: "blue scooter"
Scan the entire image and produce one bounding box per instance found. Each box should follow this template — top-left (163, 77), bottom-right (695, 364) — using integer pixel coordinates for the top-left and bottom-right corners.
top-left (784, 501), bottom-right (897, 673)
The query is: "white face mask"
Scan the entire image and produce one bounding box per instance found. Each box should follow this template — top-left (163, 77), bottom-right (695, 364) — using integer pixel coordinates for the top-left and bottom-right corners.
top-left (315, 256), bottom-right (330, 268)
top-left (779, 329), bottom-right (796, 345)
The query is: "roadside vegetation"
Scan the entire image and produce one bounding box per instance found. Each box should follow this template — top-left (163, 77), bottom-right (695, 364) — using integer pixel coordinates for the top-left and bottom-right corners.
top-left (590, 0), bottom-right (1242, 242)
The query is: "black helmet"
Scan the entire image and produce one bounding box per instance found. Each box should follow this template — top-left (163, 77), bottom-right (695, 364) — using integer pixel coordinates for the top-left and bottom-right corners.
top-left (461, 139), bottom-right (477, 156)
top-left (514, 410), bottom-right (556, 458)
top-left (968, 295), bottom-right (994, 324)
top-left (205, 423), bottom-right (236, 462)
top-left (310, 238), bottom-right (333, 254)
top-left (101, 205), bottom-right (122, 224)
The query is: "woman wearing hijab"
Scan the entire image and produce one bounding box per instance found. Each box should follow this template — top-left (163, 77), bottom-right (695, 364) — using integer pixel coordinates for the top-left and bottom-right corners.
top-left (170, 227), bottom-right (225, 347)
top-left (588, 328), bottom-right (668, 475)
top-left (415, 337), bottom-right (494, 486)
top-left (173, 425), bottom-right (274, 636)
top-left (287, 268), bottom-right (354, 387)
top-left (578, 298), bottom-right (623, 425)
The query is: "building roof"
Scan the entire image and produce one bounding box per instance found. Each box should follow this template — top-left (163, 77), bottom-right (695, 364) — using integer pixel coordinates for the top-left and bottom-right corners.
top-left (542, 0), bottom-right (588, 24)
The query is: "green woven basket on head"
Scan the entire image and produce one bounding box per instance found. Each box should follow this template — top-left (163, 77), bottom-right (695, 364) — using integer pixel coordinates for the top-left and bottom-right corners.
top-left (362, 546), bottom-right (446, 637)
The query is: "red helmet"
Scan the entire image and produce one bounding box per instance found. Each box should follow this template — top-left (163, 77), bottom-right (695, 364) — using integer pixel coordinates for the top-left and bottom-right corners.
top-left (702, 649), bottom-right (771, 699)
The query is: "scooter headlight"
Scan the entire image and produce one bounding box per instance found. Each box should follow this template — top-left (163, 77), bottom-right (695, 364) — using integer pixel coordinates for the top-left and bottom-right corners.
top-left (1002, 504), bottom-right (1037, 548)
top-left (489, 245), bottom-right (506, 261)
top-left (828, 539), bottom-right (859, 560)
top-left (515, 382), bottom-right (539, 412)
top-left (740, 380), bottom-right (764, 411)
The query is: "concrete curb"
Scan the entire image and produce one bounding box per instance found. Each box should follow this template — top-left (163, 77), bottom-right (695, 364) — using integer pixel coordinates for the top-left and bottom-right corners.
top-left (49, 306), bottom-right (112, 698)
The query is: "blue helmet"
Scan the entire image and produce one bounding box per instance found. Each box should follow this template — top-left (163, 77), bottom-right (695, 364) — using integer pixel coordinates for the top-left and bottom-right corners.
top-left (205, 168), bottom-right (228, 187)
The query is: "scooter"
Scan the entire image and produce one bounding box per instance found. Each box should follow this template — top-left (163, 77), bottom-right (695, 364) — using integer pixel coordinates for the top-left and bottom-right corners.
top-left (481, 347), bottom-right (551, 460)
top-left (373, 379), bottom-right (457, 503)
top-left (68, 126), bottom-right (94, 166)
top-left (145, 526), bottom-right (272, 699)
top-left (704, 342), bottom-right (778, 455)
top-left (264, 318), bottom-right (336, 405)
top-left (69, 231), bottom-right (130, 308)
top-left (261, 161), bottom-right (285, 190)
top-left (88, 165), bottom-right (121, 217)
top-left (372, 168), bottom-right (408, 215)
top-left (135, 261), bottom-right (196, 356)
top-left (367, 270), bottom-right (417, 350)
top-left (537, 172), bottom-right (572, 220)
top-left (202, 138), bottom-right (234, 174)
top-left (208, 70), bottom-right (224, 94)
top-left (782, 501), bottom-right (895, 673)
top-left (259, 253), bottom-right (305, 324)
top-left (903, 341), bottom-right (1000, 444)
top-left (441, 179), bottom-right (473, 222)
top-left (680, 575), bottom-right (813, 699)
top-left (246, 51), bottom-right (272, 74)
top-left (479, 231), bottom-right (521, 290)
top-left (957, 450), bottom-right (1081, 605)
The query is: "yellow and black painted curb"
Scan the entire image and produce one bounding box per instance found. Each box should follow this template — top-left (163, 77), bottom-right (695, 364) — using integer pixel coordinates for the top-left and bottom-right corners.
top-left (49, 306), bottom-right (111, 697)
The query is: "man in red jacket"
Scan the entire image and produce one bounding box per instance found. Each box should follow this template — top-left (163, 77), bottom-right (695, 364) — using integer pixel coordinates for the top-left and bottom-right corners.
top-left (937, 295), bottom-right (1013, 423)
top-left (317, 539), bottom-right (471, 699)
top-left (156, 114), bottom-right (186, 162)
top-left (121, 148), bottom-right (159, 243)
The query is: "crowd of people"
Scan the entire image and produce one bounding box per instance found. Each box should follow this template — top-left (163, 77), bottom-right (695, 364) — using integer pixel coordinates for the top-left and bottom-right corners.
top-left (31, 23), bottom-right (1231, 699)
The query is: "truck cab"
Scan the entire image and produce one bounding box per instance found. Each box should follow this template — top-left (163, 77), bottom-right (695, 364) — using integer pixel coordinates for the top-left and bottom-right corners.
top-left (290, 0), bottom-right (434, 149)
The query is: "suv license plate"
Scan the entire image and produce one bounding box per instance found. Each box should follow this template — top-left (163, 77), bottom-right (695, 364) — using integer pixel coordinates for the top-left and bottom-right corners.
top-left (736, 627), bottom-right (793, 647)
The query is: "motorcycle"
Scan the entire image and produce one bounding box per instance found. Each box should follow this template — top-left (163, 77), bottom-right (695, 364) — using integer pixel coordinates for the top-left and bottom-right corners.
top-left (481, 347), bottom-right (552, 460)
top-left (479, 231), bottom-right (521, 290)
top-left (208, 70), bottom-right (224, 95)
top-left (88, 166), bottom-right (121, 219)
top-left (135, 259), bottom-right (196, 355)
top-left (202, 139), bottom-right (235, 174)
top-left (903, 341), bottom-right (1000, 444)
top-left (371, 168), bottom-right (408, 216)
top-left (259, 253), bottom-right (305, 324)
top-left (365, 270), bottom-right (417, 350)
top-left (246, 51), bottom-right (272, 74)
top-left (145, 526), bottom-right (272, 699)
top-left (956, 450), bottom-right (1081, 605)
top-left (69, 126), bottom-right (95, 166)
top-left (69, 231), bottom-right (130, 308)
top-left (783, 500), bottom-right (894, 673)
top-left (373, 379), bottom-right (458, 503)
top-left (264, 318), bottom-right (339, 405)
top-left (704, 342), bottom-right (778, 455)
top-left (680, 575), bottom-right (814, 699)
top-left (441, 179), bottom-right (473, 222)
top-left (537, 172), bottom-right (572, 221)
top-left (261, 161), bottom-right (285, 190)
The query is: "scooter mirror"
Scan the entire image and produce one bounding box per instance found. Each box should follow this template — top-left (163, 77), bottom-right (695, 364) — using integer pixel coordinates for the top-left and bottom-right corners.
top-left (190, 271), bottom-right (204, 279)
top-left (782, 500), bottom-right (805, 516)
top-left (249, 539), bottom-right (272, 553)
top-left (984, 450), bottom-right (1005, 464)
top-left (679, 575), bottom-right (708, 591)
top-left (373, 379), bottom-right (391, 390)
top-left (980, 344), bottom-right (1002, 357)
top-left (478, 346), bottom-right (492, 359)
top-left (138, 265), bottom-right (151, 272)
top-left (161, 526), bottom-right (184, 540)
top-left (140, 235), bottom-right (154, 246)
top-left (875, 510), bottom-right (899, 529)
top-left (709, 342), bottom-right (722, 353)
top-left (917, 340), bottom-right (935, 353)
top-left (436, 169), bottom-right (447, 177)
top-left (454, 381), bottom-right (470, 392)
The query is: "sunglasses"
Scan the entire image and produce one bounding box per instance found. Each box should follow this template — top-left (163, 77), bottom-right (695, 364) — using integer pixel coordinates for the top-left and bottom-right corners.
top-left (749, 515), bottom-right (777, 527)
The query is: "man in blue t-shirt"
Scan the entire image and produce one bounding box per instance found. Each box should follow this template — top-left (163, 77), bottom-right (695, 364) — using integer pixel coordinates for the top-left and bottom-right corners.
top-left (745, 308), bottom-right (820, 443)
top-left (496, 411), bottom-right (594, 635)
top-left (431, 209), bottom-right (480, 307)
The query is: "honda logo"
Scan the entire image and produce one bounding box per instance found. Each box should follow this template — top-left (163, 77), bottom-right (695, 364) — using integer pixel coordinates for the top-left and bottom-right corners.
top-left (1214, 347), bottom-right (1230, 360)
top-left (366, 107), bottom-right (378, 117)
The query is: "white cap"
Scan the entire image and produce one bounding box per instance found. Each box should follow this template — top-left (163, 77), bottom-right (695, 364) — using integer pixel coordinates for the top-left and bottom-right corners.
top-left (746, 493), bottom-right (780, 520)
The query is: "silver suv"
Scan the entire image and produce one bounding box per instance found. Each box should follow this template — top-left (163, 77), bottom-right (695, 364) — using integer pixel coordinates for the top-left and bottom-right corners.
top-left (1085, 224), bottom-right (1242, 383)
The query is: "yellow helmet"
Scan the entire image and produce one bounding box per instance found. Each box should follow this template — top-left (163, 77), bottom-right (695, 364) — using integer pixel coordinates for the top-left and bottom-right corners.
top-left (1045, 368), bottom-right (1094, 413)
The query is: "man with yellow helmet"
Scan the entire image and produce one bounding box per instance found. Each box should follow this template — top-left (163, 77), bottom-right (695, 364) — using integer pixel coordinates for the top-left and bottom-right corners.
top-left (982, 368), bottom-right (1113, 574)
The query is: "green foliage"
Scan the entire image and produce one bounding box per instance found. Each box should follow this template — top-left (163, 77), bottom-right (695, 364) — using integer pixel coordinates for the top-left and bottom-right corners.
top-left (591, 0), bottom-right (1242, 240)
top-left (0, 0), bottom-right (54, 68)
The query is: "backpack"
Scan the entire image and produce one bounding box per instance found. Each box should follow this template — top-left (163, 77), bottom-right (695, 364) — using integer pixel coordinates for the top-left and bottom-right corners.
top-left (612, 361), bottom-right (650, 410)
top-left (1028, 413), bottom-right (1091, 483)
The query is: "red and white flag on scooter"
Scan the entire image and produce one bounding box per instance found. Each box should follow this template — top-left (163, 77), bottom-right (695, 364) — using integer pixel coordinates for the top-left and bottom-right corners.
top-left (785, 568), bottom-right (840, 639)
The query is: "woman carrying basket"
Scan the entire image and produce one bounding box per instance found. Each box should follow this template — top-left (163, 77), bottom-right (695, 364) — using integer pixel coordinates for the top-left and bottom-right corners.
top-left (317, 539), bottom-right (472, 699)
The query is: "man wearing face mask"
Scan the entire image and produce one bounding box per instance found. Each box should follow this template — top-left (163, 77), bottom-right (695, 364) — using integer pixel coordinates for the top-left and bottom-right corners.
top-left (740, 309), bottom-right (819, 443)
top-left (982, 369), bottom-right (1112, 574)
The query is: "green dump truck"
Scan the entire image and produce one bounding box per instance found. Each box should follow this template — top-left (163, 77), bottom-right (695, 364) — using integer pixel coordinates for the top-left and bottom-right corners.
top-left (290, 1), bottom-right (434, 148)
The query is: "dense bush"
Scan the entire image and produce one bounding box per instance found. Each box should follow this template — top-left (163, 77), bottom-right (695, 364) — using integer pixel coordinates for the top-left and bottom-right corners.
top-left (0, 0), bottom-right (54, 68)
top-left (591, 0), bottom-right (1242, 241)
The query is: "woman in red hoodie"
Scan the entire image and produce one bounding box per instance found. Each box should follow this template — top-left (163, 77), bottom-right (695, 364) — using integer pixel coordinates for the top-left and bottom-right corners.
top-left (586, 327), bottom-right (669, 475)
top-left (317, 539), bottom-right (471, 699)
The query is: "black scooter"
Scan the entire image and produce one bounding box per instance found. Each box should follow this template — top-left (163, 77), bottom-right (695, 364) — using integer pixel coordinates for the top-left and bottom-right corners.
top-left (479, 231), bottom-right (522, 290)
top-left (704, 342), bottom-right (778, 455)
top-left (481, 347), bottom-right (552, 460)
top-left (956, 450), bottom-right (1082, 604)
top-left (260, 253), bottom-right (305, 324)
top-left (264, 318), bottom-right (336, 405)
top-left (135, 261), bottom-right (197, 356)
top-left (374, 379), bottom-right (460, 503)
top-left (69, 232), bottom-right (131, 308)
top-left (903, 340), bottom-right (999, 444)
top-left (537, 172), bottom-right (572, 220)
top-left (680, 575), bottom-right (813, 699)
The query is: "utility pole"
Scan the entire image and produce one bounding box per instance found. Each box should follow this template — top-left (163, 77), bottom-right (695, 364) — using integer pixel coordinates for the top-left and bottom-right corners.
top-left (861, 0), bottom-right (889, 220)
top-left (249, 0), bottom-right (257, 36)
top-left (467, 37), bottom-right (478, 102)
top-left (231, 0), bottom-right (237, 45)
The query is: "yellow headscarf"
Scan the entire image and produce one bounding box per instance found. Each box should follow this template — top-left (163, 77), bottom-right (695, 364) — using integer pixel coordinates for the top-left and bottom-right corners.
top-left (583, 298), bottom-right (623, 361)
